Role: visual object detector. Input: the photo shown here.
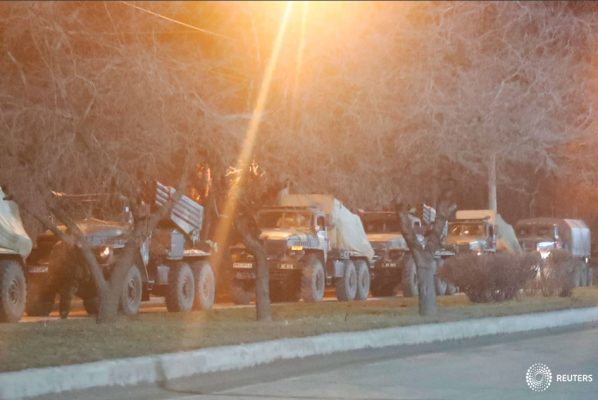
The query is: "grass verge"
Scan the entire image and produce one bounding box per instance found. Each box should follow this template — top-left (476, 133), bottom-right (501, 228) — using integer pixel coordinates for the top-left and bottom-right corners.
top-left (2, 288), bottom-right (598, 372)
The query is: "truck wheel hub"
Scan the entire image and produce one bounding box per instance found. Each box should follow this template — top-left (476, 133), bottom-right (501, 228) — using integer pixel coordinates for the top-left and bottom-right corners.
top-left (8, 278), bottom-right (21, 304)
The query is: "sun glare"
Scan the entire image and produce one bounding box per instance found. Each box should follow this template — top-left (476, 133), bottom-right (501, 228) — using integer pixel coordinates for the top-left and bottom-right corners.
top-left (210, 1), bottom-right (295, 273)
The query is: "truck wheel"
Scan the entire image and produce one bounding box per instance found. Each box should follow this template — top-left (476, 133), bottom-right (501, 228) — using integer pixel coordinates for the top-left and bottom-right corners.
top-left (301, 255), bottom-right (325, 303)
top-left (231, 279), bottom-right (254, 305)
top-left (26, 281), bottom-right (55, 317)
top-left (120, 264), bottom-right (142, 316)
top-left (402, 255), bottom-right (418, 297)
top-left (588, 267), bottom-right (594, 287)
top-left (0, 260), bottom-right (26, 323)
top-left (83, 296), bottom-right (99, 315)
top-left (579, 262), bottom-right (588, 287)
top-left (370, 282), bottom-right (395, 297)
top-left (192, 260), bottom-right (215, 310)
top-left (354, 259), bottom-right (370, 300)
top-left (166, 263), bottom-right (195, 312)
top-left (335, 260), bottom-right (357, 301)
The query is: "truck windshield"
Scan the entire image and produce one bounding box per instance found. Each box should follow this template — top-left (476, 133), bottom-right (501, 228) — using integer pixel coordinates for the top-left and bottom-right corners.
top-left (257, 211), bottom-right (312, 230)
top-left (361, 218), bottom-right (401, 234)
top-left (449, 223), bottom-right (483, 236)
top-left (517, 225), bottom-right (555, 239)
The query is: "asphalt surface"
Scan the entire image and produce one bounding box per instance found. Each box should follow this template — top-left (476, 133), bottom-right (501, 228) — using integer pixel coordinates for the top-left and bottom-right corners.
top-left (40, 323), bottom-right (598, 400)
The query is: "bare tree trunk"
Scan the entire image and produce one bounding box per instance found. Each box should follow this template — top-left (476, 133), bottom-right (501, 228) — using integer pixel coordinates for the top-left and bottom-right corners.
top-left (235, 213), bottom-right (271, 321)
top-left (488, 153), bottom-right (497, 212)
top-left (395, 191), bottom-right (456, 317)
top-left (96, 243), bottom-right (138, 323)
top-left (396, 209), bottom-right (437, 316)
top-left (412, 250), bottom-right (437, 316)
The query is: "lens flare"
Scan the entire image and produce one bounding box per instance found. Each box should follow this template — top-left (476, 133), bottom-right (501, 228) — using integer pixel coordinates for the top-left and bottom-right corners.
top-left (210, 2), bottom-right (294, 274)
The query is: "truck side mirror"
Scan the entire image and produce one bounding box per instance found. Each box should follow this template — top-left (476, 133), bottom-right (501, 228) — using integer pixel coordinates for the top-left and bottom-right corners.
top-left (488, 225), bottom-right (496, 241)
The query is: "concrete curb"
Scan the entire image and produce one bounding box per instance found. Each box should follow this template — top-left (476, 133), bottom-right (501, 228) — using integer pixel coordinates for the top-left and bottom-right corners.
top-left (2, 306), bottom-right (598, 399)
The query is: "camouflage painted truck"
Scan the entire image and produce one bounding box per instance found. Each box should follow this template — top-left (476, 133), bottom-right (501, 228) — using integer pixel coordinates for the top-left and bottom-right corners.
top-left (0, 187), bottom-right (33, 322)
top-left (25, 182), bottom-right (215, 317)
top-left (230, 194), bottom-right (375, 304)
top-left (359, 210), bottom-right (422, 297)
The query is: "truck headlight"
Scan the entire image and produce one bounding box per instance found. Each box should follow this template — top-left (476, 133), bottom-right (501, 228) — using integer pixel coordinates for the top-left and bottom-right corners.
top-left (97, 246), bottom-right (113, 262)
top-left (540, 250), bottom-right (550, 260)
top-left (290, 245), bottom-right (303, 251)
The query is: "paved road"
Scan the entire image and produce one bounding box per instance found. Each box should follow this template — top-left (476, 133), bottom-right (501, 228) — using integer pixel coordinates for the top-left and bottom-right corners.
top-left (44, 324), bottom-right (598, 400)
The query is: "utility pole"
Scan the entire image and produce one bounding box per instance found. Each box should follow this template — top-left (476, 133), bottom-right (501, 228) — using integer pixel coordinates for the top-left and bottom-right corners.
top-left (488, 153), bottom-right (497, 212)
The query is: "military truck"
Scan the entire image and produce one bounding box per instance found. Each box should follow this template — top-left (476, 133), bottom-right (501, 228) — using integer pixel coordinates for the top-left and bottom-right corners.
top-left (359, 211), bottom-right (423, 297)
top-left (0, 188), bottom-right (32, 322)
top-left (230, 194), bottom-right (374, 304)
top-left (26, 182), bottom-right (215, 316)
top-left (446, 210), bottom-right (521, 255)
top-left (516, 217), bottom-right (592, 286)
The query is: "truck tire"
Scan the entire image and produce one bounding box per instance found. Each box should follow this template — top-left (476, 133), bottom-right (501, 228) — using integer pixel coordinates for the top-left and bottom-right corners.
top-left (354, 259), bottom-right (370, 300)
top-left (335, 260), bottom-right (357, 301)
top-left (588, 267), bottom-right (594, 287)
top-left (231, 279), bottom-right (254, 305)
top-left (120, 264), bottom-right (143, 316)
top-left (83, 296), bottom-right (99, 315)
top-left (370, 281), bottom-right (395, 297)
top-left (579, 262), bottom-right (588, 287)
top-left (402, 255), bottom-right (418, 298)
top-left (192, 260), bottom-right (215, 310)
top-left (300, 254), bottom-right (325, 303)
top-left (166, 263), bottom-right (195, 312)
top-left (0, 260), bottom-right (27, 323)
top-left (26, 281), bottom-right (55, 317)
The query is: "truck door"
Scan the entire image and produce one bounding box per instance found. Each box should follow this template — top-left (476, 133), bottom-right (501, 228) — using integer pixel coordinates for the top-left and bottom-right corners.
top-left (316, 215), bottom-right (329, 251)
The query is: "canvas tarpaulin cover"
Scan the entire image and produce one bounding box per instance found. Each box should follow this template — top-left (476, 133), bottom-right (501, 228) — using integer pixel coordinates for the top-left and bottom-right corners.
top-left (279, 194), bottom-right (374, 261)
top-left (496, 214), bottom-right (522, 254)
top-left (0, 189), bottom-right (32, 257)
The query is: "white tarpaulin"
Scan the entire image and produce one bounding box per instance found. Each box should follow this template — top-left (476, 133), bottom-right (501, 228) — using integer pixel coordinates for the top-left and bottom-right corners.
top-left (279, 194), bottom-right (374, 260)
top-left (0, 189), bottom-right (32, 257)
top-left (496, 214), bottom-right (522, 254)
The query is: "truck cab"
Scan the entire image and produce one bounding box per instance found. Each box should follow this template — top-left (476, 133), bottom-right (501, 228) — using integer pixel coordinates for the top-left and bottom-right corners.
top-left (516, 218), bottom-right (590, 261)
top-left (230, 206), bottom-right (330, 304)
top-left (359, 211), bottom-right (421, 297)
top-left (447, 219), bottom-right (496, 254)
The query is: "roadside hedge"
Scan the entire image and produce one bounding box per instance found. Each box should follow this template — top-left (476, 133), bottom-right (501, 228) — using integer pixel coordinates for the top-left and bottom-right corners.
top-left (439, 252), bottom-right (537, 303)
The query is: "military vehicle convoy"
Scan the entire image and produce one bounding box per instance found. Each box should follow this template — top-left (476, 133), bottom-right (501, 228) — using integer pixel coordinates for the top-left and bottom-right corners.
top-left (26, 182), bottom-right (215, 317)
top-left (0, 188), bottom-right (32, 322)
top-left (516, 217), bottom-right (592, 286)
top-left (230, 194), bottom-right (374, 304)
